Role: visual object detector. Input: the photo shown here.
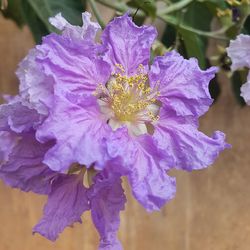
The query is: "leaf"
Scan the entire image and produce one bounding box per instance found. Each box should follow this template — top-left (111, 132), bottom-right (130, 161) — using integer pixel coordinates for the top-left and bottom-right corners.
top-left (127, 0), bottom-right (156, 19)
top-left (243, 15), bottom-right (250, 34)
top-left (197, 0), bottom-right (227, 14)
top-left (28, 0), bottom-right (85, 26)
top-left (179, 29), bottom-right (206, 68)
top-left (162, 24), bottom-right (177, 48)
top-left (21, 0), bottom-right (86, 43)
top-left (177, 2), bottom-right (213, 68)
top-left (0, 0), bottom-right (25, 27)
top-left (21, 1), bottom-right (50, 43)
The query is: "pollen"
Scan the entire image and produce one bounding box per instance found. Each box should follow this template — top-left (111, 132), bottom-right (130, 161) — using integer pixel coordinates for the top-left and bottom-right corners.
top-left (94, 64), bottom-right (161, 136)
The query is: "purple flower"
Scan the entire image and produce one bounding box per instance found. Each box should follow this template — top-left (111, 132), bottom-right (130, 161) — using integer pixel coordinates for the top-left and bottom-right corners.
top-left (227, 34), bottom-right (250, 104)
top-left (0, 12), bottom-right (230, 249)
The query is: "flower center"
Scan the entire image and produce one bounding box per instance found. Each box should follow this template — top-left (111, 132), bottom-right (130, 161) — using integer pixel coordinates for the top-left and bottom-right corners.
top-left (94, 64), bottom-right (160, 136)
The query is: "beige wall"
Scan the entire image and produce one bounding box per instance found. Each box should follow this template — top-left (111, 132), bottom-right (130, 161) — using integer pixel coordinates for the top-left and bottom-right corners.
top-left (0, 15), bottom-right (250, 250)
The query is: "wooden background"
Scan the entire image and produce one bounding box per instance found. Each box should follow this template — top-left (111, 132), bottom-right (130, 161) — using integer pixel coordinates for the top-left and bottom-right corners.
top-left (1, 14), bottom-right (250, 250)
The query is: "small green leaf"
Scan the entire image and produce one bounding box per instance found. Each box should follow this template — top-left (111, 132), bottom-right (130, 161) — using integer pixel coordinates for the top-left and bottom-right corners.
top-left (1, 0), bottom-right (25, 27)
top-left (26, 0), bottom-right (85, 29)
top-left (21, 1), bottom-right (50, 43)
top-left (162, 24), bottom-right (177, 48)
top-left (197, 0), bottom-right (227, 13)
top-left (20, 0), bottom-right (86, 43)
top-left (176, 2), bottom-right (213, 68)
top-left (179, 29), bottom-right (206, 69)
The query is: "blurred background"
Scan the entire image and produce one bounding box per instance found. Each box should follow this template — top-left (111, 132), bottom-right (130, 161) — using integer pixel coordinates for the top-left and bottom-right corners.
top-left (1, 0), bottom-right (250, 249)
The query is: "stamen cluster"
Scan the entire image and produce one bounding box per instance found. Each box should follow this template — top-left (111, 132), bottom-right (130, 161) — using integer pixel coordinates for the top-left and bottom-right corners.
top-left (94, 64), bottom-right (160, 135)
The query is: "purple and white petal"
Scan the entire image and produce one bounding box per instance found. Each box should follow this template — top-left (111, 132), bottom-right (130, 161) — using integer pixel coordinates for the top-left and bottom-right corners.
top-left (227, 34), bottom-right (250, 71)
top-left (0, 131), bottom-right (16, 165)
top-left (153, 108), bottom-right (230, 171)
top-left (37, 95), bottom-right (111, 172)
top-left (89, 170), bottom-right (125, 250)
top-left (105, 127), bottom-right (176, 211)
top-left (33, 173), bottom-right (89, 241)
top-left (49, 12), bottom-right (100, 42)
top-left (149, 51), bottom-right (217, 117)
top-left (36, 33), bottom-right (110, 96)
top-left (0, 131), bottom-right (55, 194)
top-left (101, 13), bottom-right (157, 75)
top-left (0, 97), bottom-right (41, 133)
top-left (16, 48), bottom-right (54, 115)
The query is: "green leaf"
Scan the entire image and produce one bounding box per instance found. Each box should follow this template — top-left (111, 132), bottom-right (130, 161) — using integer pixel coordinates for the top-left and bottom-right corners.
top-left (181, 2), bottom-right (213, 32)
top-left (243, 15), bottom-right (250, 34)
top-left (127, 0), bottom-right (156, 18)
top-left (21, 0), bottom-right (86, 43)
top-left (177, 2), bottom-right (213, 68)
top-left (197, 0), bottom-right (227, 13)
top-left (27, 0), bottom-right (85, 29)
top-left (162, 24), bottom-right (177, 48)
top-left (1, 0), bottom-right (25, 27)
top-left (179, 29), bottom-right (206, 68)
top-left (21, 1), bottom-right (50, 43)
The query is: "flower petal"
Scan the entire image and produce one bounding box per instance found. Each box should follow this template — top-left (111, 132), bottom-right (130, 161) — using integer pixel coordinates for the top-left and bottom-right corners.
top-left (89, 170), bottom-right (125, 250)
top-left (49, 12), bottom-right (100, 42)
top-left (101, 13), bottom-right (157, 74)
top-left (0, 131), bottom-right (16, 165)
top-left (105, 127), bottom-right (176, 211)
top-left (33, 173), bottom-right (89, 241)
top-left (0, 131), bottom-right (55, 194)
top-left (36, 95), bottom-right (111, 172)
top-left (227, 34), bottom-right (250, 71)
top-left (149, 51), bottom-right (217, 117)
top-left (0, 97), bottom-right (41, 133)
top-left (36, 33), bottom-right (110, 96)
top-left (16, 48), bottom-right (54, 115)
top-left (153, 108), bottom-right (230, 171)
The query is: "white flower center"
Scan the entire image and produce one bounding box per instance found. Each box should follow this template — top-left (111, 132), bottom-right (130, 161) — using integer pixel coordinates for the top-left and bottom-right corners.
top-left (94, 64), bottom-right (160, 136)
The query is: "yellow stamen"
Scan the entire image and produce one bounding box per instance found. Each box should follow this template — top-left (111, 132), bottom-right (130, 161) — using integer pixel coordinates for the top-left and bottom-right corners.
top-left (94, 64), bottom-right (161, 135)
top-left (216, 8), bottom-right (232, 17)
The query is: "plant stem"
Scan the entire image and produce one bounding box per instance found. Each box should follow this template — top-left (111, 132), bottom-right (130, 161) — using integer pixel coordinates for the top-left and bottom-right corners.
top-left (160, 15), bottom-right (229, 40)
top-left (96, 0), bottom-right (229, 40)
top-left (88, 0), bottom-right (106, 29)
top-left (158, 0), bottom-right (193, 15)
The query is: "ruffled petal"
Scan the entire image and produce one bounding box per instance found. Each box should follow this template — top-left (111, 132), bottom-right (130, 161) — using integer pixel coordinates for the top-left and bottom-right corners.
top-left (227, 34), bottom-right (250, 71)
top-left (36, 95), bottom-right (111, 172)
top-left (149, 51), bottom-right (217, 117)
top-left (16, 48), bottom-right (54, 115)
top-left (0, 97), bottom-right (41, 133)
top-left (49, 12), bottom-right (100, 42)
top-left (105, 127), bottom-right (176, 211)
top-left (0, 131), bottom-right (16, 165)
top-left (33, 173), bottom-right (89, 241)
top-left (240, 72), bottom-right (250, 104)
top-left (36, 33), bottom-right (110, 96)
top-left (89, 170), bottom-right (125, 250)
top-left (153, 108), bottom-right (231, 171)
top-left (101, 13), bottom-right (157, 74)
top-left (0, 131), bottom-right (55, 194)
